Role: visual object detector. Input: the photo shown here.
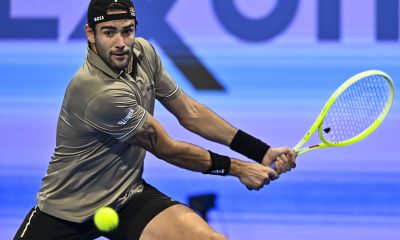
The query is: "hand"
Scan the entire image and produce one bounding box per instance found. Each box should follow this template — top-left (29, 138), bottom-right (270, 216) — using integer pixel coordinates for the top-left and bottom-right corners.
top-left (231, 160), bottom-right (278, 191)
top-left (261, 147), bottom-right (297, 174)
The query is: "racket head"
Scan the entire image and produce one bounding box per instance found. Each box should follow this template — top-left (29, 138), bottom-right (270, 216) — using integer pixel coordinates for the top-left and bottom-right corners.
top-left (318, 70), bottom-right (395, 147)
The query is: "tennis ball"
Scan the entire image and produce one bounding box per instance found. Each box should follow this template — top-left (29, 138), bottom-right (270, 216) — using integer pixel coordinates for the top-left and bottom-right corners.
top-left (94, 207), bottom-right (119, 232)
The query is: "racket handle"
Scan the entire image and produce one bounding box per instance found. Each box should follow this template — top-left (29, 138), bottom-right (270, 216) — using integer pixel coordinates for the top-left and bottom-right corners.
top-left (269, 162), bottom-right (277, 171)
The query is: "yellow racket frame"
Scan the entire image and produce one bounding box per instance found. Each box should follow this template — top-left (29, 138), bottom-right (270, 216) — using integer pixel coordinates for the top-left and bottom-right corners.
top-left (294, 70), bottom-right (395, 155)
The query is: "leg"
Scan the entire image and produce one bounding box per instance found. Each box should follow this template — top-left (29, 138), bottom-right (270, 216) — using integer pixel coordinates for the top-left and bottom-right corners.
top-left (139, 204), bottom-right (227, 240)
top-left (14, 206), bottom-right (101, 240)
top-left (107, 182), bottom-right (226, 240)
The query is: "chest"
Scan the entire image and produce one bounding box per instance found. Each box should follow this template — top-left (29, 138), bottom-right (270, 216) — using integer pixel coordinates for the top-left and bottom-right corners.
top-left (122, 64), bottom-right (156, 114)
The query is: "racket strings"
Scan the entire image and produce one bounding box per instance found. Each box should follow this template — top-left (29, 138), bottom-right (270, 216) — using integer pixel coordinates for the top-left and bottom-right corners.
top-left (322, 75), bottom-right (391, 143)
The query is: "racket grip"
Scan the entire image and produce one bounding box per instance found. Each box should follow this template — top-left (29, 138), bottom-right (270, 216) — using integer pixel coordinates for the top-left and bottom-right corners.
top-left (269, 162), bottom-right (277, 171)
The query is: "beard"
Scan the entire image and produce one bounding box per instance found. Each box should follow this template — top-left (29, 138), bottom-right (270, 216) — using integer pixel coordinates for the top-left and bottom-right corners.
top-left (95, 42), bottom-right (133, 73)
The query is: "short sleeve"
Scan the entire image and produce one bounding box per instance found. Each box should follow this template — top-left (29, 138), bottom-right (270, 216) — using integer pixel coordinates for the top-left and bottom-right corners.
top-left (146, 41), bottom-right (181, 101)
top-left (83, 88), bottom-right (148, 141)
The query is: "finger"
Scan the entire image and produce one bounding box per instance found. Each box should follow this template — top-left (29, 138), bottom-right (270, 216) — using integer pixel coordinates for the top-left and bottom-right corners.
top-left (246, 173), bottom-right (269, 191)
top-left (275, 156), bottom-right (283, 173)
top-left (247, 186), bottom-right (260, 191)
top-left (274, 157), bottom-right (283, 174)
top-left (262, 176), bottom-right (271, 186)
top-left (287, 150), bottom-right (297, 168)
top-left (250, 183), bottom-right (263, 191)
top-left (279, 147), bottom-right (291, 155)
top-left (267, 168), bottom-right (279, 180)
top-left (259, 171), bottom-right (270, 186)
top-left (277, 155), bottom-right (291, 174)
top-left (261, 163), bottom-right (277, 179)
top-left (278, 155), bottom-right (291, 173)
top-left (282, 154), bottom-right (292, 172)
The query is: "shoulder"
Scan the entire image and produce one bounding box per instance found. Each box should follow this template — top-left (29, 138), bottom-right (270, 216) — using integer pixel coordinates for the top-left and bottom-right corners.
top-left (135, 37), bottom-right (156, 54)
top-left (134, 37), bottom-right (160, 62)
top-left (66, 66), bottom-right (133, 109)
top-left (134, 37), bottom-right (163, 75)
top-left (89, 88), bottom-right (135, 105)
top-left (83, 87), bottom-right (139, 122)
top-left (67, 65), bottom-right (102, 99)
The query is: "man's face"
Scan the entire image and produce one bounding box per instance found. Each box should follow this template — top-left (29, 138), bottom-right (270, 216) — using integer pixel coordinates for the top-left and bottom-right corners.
top-left (93, 18), bottom-right (136, 72)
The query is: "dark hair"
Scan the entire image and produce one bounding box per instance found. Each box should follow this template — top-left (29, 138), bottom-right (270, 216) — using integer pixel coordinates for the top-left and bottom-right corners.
top-left (87, 3), bottom-right (133, 46)
top-left (88, 3), bottom-right (129, 32)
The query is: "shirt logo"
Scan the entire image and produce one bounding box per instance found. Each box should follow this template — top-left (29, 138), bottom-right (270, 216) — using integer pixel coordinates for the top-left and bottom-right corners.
top-left (117, 108), bottom-right (134, 125)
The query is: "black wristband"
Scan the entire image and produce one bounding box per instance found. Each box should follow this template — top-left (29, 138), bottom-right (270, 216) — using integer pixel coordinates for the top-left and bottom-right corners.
top-left (230, 130), bottom-right (270, 163)
top-left (202, 151), bottom-right (231, 176)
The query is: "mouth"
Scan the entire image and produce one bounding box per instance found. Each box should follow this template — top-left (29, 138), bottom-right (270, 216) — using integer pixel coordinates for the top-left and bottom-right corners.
top-left (112, 52), bottom-right (129, 60)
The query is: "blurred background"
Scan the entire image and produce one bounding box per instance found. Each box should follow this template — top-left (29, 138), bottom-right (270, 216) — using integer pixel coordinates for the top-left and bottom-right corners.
top-left (1, 0), bottom-right (399, 239)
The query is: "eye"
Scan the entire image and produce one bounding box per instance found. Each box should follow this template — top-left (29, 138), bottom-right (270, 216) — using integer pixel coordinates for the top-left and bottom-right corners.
top-left (123, 29), bottom-right (134, 36)
top-left (104, 31), bottom-right (114, 37)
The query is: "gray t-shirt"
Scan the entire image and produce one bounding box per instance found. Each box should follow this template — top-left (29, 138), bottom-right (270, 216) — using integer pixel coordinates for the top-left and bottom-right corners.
top-left (36, 38), bottom-right (181, 222)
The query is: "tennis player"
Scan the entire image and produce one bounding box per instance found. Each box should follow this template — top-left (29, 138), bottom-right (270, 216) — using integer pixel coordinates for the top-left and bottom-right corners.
top-left (14, 0), bottom-right (296, 239)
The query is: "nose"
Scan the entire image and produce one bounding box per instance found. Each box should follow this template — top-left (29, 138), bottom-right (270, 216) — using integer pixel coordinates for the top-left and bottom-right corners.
top-left (115, 34), bottom-right (125, 49)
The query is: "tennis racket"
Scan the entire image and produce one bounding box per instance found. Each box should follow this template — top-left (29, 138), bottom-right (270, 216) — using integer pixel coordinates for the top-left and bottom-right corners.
top-left (292, 70), bottom-right (395, 156)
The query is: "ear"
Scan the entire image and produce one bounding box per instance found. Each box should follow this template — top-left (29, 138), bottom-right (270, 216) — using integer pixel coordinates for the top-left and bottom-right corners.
top-left (85, 24), bottom-right (95, 44)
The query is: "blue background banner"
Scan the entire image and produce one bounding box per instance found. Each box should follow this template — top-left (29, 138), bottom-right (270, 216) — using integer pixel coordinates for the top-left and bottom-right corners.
top-left (1, 1), bottom-right (399, 239)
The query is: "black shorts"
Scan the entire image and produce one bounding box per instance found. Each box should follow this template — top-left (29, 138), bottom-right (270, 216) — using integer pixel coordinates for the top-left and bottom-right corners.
top-left (14, 182), bottom-right (181, 240)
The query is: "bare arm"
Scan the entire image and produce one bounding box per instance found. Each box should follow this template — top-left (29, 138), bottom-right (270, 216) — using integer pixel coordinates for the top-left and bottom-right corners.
top-left (162, 92), bottom-right (237, 146)
top-left (127, 114), bottom-right (277, 190)
top-left (162, 92), bottom-right (297, 172)
top-left (128, 116), bottom-right (210, 172)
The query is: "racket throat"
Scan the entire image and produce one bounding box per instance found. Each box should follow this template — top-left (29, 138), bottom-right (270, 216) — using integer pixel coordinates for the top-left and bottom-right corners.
top-left (309, 144), bottom-right (320, 149)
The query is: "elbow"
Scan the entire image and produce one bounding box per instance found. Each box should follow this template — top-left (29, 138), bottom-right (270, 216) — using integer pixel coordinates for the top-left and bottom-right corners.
top-left (178, 105), bottom-right (202, 130)
top-left (179, 118), bottom-right (195, 131)
top-left (179, 117), bottom-right (202, 133)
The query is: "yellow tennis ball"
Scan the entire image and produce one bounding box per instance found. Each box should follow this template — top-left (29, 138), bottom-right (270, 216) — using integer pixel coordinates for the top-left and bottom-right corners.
top-left (94, 207), bottom-right (119, 232)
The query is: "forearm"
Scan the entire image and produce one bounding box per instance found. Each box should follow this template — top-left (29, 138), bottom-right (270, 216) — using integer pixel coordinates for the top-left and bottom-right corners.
top-left (177, 103), bottom-right (271, 164)
top-left (180, 103), bottom-right (237, 146)
top-left (129, 115), bottom-right (226, 173)
top-left (159, 140), bottom-right (212, 172)
top-left (162, 141), bottom-right (280, 190)
top-left (128, 114), bottom-right (279, 189)
top-left (161, 141), bottom-right (245, 178)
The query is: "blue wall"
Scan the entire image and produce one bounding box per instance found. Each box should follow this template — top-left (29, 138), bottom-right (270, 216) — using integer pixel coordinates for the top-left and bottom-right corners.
top-left (1, 1), bottom-right (400, 239)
